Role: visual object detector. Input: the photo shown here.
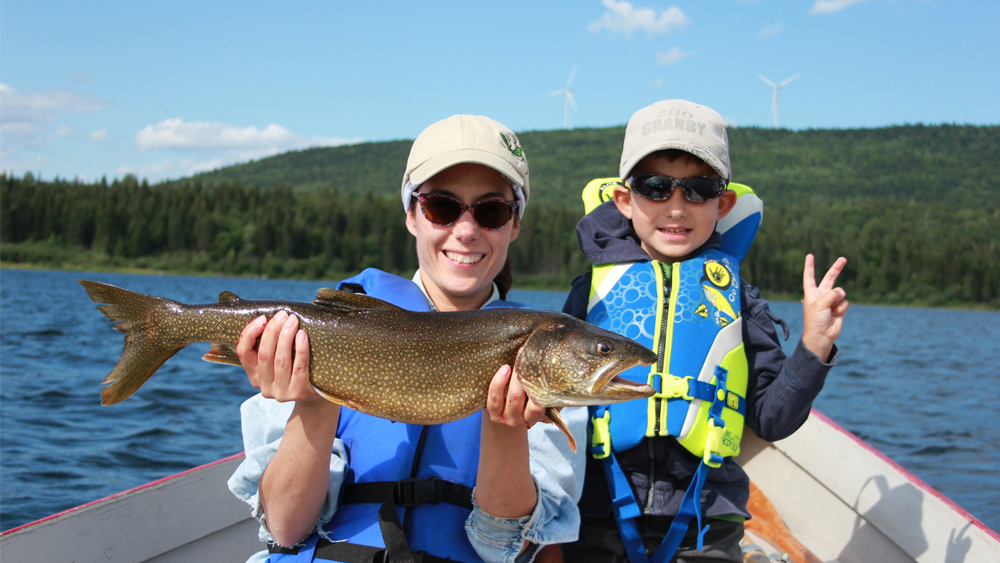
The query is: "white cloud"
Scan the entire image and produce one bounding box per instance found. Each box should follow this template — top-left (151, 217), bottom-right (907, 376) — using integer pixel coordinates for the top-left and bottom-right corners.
top-left (127, 118), bottom-right (364, 181)
top-left (588, 0), bottom-right (689, 38)
top-left (135, 118), bottom-right (357, 153)
top-left (57, 126), bottom-right (75, 136)
top-left (810, 0), bottom-right (872, 15)
top-left (649, 78), bottom-right (664, 88)
top-left (656, 47), bottom-right (695, 65)
top-left (91, 129), bottom-right (109, 141)
top-left (0, 83), bottom-right (109, 157)
top-left (758, 24), bottom-right (783, 39)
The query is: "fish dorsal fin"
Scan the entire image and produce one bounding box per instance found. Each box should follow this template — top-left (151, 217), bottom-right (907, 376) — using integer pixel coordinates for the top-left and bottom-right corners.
top-left (218, 291), bottom-right (240, 303)
top-left (313, 288), bottom-right (403, 312)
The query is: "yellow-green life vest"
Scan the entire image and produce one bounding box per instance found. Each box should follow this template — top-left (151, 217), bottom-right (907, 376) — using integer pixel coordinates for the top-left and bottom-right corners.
top-left (582, 178), bottom-right (763, 467)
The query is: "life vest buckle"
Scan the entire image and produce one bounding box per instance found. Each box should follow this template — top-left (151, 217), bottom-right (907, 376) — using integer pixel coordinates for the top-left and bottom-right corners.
top-left (394, 477), bottom-right (444, 507)
top-left (591, 410), bottom-right (612, 459)
top-left (652, 373), bottom-right (694, 401)
top-left (703, 419), bottom-right (726, 468)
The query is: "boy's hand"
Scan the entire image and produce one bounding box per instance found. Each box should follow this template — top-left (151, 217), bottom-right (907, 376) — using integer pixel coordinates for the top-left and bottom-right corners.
top-left (801, 254), bottom-right (849, 362)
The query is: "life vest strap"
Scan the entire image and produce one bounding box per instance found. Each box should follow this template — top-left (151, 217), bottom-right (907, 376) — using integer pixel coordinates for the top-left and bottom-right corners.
top-left (701, 366), bottom-right (731, 468)
top-left (271, 478), bottom-right (473, 563)
top-left (603, 365), bottom-right (734, 563)
top-left (342, 478), bottom-right (474, 510)
top-left (269, 539), bottom-right (465, 563)
top-left (650, 373), bottom-right (695, 401)
top-left (648, 372), bottom-right (745, 418)
top-left (654, 460), bottom-right (713, 561)
top-left (600, 450), bottom-right (647, 562)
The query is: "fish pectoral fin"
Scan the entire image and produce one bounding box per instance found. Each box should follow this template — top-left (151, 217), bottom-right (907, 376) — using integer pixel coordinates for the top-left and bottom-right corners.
top-left (312, 386), bottom-right (359, 410)
top-left (313, 288), bottom-right (403, 312)
top-left (202, 344), bottom-right (242, 366)
top-left (545, 407), bottom-right (577, 453)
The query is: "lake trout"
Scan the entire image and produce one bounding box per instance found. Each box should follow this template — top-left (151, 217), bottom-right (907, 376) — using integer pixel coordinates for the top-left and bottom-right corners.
top-left (80, 280), bottom-right (656, 451)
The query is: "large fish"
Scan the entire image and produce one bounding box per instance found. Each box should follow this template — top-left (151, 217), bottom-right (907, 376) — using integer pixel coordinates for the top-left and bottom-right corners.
top-left (80, 280), bottom-right (656, 451)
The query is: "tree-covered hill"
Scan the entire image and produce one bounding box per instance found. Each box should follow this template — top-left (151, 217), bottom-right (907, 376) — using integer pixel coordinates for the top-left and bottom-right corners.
top-left (188, 124), bottom-right (998, 207)
top-left (3, 123), bottom-right (999, 308)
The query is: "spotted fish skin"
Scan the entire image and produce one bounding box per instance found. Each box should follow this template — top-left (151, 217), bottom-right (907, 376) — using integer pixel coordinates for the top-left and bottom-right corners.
top-left (80, 280), bottom-right (656, 449)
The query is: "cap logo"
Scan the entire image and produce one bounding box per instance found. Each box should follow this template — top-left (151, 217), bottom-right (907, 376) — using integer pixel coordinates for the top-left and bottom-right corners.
top-left (642, 112), bottom-right (706, 137)
top-left (500, 133), bottom-right (525, 162)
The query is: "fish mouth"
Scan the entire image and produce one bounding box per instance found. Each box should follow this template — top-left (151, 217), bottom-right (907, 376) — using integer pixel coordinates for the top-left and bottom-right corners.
top-left (587, 354), bottom-right (655, 395)
top-left (587, 360), bottom-right (620, 394)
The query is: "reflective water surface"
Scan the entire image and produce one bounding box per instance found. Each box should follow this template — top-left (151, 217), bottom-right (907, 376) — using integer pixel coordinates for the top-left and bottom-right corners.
top-left (2, 269), bottom-right (997, 533)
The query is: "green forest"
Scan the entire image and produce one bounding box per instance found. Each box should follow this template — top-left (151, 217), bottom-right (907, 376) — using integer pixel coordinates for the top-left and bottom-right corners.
top-left (3, 123), bottom-right (999, 308)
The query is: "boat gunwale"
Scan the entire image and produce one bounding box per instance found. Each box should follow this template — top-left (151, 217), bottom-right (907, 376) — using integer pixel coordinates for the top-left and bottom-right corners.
top-left (1, 451), bottom-right (247, 537)
top-left (805, 409), bottom-right (999, 542)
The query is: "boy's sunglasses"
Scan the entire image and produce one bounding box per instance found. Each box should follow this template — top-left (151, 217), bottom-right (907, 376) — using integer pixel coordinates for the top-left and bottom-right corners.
top-left (626, 174), bottom-right (728, 203)
top-left (415, 193), bottom-right (519, 230)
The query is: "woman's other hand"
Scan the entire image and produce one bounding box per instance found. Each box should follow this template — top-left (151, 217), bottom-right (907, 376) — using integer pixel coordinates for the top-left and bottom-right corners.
top-left (237, 311), bottom-right (317, 403)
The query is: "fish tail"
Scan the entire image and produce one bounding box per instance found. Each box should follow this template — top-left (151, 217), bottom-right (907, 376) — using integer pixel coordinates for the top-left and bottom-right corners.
top-left (79, 280), bottom-right (185, 405)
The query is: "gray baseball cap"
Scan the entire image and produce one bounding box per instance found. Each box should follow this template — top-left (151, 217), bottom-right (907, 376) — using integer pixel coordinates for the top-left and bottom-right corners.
top-left (401, 115), bottom-right (529, 216)
top-left (620, 99), bottom-right (730, 182)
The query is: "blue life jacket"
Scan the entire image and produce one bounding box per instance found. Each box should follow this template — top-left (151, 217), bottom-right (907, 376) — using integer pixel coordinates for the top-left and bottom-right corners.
top-left (579, 180), bottom-right (762, 563)
top-left (268, 268), bottom-right (530, 563)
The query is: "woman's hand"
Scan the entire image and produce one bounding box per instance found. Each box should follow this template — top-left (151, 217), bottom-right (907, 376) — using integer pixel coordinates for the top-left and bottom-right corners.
top-left (484, 364), bottom-right (548, 428)
top-left (477, 364), bottom-right (540, 521)
top-left (801, 254), bottom-right (850, 361)
top-left (237, 311), bottom-right (320, 404)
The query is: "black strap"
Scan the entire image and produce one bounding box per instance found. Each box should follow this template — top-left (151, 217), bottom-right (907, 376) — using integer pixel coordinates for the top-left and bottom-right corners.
top-left (342, 478), bottom-right (474, 510)
top-left (270, 539), bottom-right (460, 563)
top-left (341, 425), bottom-right (472, 563)
top-left (271, 477), bottom-right (473, 562)
top-left (377, 483), bottom-right (415, 563)
top-left (269, 427), bottom-right (474, 563)
top-left (367, 476), bottom-right (473, 563)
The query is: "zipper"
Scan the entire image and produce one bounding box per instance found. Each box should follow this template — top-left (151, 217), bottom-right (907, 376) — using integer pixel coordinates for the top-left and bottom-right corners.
top-left (645, 261), bottom-right (675, 514)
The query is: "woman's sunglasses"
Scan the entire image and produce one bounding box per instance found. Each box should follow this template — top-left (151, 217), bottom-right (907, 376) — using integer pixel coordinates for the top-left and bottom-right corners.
top-left (415, 193), bottom-right (519, 230)
top-left (626, 174), bottom-right (728, 203)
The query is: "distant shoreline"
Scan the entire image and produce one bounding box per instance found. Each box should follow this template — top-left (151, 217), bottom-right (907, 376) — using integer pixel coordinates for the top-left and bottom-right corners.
top-left (5, 262), bottom-right (996, 312)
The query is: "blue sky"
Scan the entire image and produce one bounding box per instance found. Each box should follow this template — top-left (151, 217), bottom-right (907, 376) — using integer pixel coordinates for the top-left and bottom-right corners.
top-left (2, 0), bottom-right (997, 183)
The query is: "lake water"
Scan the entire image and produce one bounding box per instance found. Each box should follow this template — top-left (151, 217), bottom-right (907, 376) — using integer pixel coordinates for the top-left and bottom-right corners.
top-left (1, 268), bottom-right (998, 534)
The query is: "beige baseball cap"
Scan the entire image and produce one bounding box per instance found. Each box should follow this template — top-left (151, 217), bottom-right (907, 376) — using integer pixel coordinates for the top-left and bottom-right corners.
top-left (619, 99), bottom-right (731, 182)
top-left (401, 115), bottom-right (529, 216)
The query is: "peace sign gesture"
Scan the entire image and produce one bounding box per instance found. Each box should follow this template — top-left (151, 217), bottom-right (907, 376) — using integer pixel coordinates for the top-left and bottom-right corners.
top-left (801, 254), bottom-right (849, 362)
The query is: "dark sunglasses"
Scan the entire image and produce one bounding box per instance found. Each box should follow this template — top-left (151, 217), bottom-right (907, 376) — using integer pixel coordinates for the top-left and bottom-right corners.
top-left (626, 174), bottom-right (728, 203)
top-left (415, 193), bottom-right (519, 230)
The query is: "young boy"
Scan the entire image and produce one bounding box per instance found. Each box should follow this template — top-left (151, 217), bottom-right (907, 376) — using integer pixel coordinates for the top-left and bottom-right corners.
top-left (559, 99), bottom-right (848, 563)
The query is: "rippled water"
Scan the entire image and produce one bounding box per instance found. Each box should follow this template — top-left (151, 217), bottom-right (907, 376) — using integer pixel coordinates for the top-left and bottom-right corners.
top-left (1, 269), bottom-right (998, 533)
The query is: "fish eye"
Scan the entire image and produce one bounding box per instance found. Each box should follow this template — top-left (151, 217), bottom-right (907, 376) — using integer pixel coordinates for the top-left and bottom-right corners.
top-left (597, 342), bottom-right (613, 355)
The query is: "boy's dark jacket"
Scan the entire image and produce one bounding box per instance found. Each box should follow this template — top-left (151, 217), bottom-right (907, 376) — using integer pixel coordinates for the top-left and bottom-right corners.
top-left (564, 201), bottom-right (837, 518)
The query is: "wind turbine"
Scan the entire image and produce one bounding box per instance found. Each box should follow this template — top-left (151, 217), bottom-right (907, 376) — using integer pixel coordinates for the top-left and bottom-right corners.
top-left (757, 73), bottom-right (800, 128)
top-left (548, 66), bottom-right (577, 129)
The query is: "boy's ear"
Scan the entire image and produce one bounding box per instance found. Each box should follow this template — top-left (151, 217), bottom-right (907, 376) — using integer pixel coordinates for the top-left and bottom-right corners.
top-left (611, 185), bottom-right (634, 220)
top-left (715, 189), bottom-right (738, 220)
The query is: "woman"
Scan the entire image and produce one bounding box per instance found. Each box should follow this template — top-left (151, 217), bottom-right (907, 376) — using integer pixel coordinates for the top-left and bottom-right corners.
top-left (228, 115), bottom-right (586, 563)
